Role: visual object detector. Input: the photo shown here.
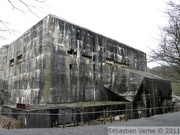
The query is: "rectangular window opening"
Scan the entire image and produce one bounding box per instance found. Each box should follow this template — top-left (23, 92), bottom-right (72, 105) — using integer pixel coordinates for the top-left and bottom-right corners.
top-left (69, 64), bottom-right (73, 69)
top-left (16, 55), bottom-right (23, 64)
top-left (67, 49), bottom-right (77, 55)
top-left (9, 59), bottom-right (14, 67)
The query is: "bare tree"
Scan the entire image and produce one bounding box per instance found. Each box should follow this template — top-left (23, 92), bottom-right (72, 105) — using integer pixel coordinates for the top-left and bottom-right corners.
top-left (149, 0), bottom-right (180, 80)
top-left (148, 65), bottom-right (180, 81)
top-left (0, 0), bottom-right (47, 39)
top-left (0, 20), bottom-right (15, 40)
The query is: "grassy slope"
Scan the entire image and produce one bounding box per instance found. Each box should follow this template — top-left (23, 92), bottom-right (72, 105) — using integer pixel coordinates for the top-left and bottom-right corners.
top-left (0, 115), bottom-right (18, 128)
top-left (172, 82), bottom-right (180, 94)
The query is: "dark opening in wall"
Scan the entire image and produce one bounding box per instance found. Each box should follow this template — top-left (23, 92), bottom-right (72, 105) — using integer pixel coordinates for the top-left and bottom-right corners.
top-left (16, 55), bottom-right (23, 64)
top-left (50, 109), bottom-right (59, 127)
top-left (82, 53), bottom-right (92, 59)
top-left (67, 49), bottom-right (73, 54)
top-left (67, 49), bottom-right (77, 55)
top-left (114, 60), bottom-right (130, 67)
top-left (9, 59), bottom-right (14, 67)
top-left (69, 64), bottom-right (73, 69)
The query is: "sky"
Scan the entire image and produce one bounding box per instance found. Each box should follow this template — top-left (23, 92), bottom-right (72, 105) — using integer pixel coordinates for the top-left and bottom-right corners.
top-left (0, 0), bottom-right (169, 68)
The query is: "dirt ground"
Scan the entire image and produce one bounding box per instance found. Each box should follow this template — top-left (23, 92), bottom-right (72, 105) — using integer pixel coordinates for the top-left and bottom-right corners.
top-left (0, 115), bottom-right (19, 129)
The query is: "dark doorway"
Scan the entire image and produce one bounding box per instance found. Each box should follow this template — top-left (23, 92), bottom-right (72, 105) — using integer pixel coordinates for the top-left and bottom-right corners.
top-left (50, 109), bottom-right (59, 127)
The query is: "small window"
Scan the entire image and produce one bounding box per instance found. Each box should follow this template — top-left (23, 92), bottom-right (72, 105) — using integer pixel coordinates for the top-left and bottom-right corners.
top-left (10, 59), bottom-right (14, 67)
top-left (69, 64), bottom-right (73, 69)
top-left (67, 49), bottom-right (77, 55)
top-left (16, 55), bottom-right (23, 64)
top-left (67, 49), bottom-right (73, 55)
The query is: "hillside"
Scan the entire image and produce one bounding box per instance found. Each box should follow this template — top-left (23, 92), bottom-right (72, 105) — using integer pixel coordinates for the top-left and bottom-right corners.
top-left (148, 66), bottom-right (180, 95)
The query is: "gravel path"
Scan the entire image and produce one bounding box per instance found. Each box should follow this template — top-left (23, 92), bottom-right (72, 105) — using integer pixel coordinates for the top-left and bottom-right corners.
top-left (0, 111), bottom-right (180, 135)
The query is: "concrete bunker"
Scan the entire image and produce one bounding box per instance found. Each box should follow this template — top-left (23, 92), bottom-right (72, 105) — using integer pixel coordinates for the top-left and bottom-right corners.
top-left (0, 14), bottom-right (172, 128)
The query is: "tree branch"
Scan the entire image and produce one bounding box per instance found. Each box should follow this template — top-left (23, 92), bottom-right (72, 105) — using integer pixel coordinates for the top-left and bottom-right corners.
top-left (0, 0), bottom-right (47, 40)
top-left (6, 0), bottom-right (46, 17)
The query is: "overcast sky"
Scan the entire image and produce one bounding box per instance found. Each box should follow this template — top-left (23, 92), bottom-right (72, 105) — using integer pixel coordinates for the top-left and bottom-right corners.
top-left (0, 0), bottom-right (169, 67)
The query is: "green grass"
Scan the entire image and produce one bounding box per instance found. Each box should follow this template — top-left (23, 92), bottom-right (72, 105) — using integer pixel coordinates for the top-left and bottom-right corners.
top-left (172, 82), bottom-right (180, 94)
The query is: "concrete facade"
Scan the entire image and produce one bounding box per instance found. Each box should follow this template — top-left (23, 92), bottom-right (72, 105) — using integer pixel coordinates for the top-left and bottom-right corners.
top-left (0, 14), bottom-right (173, 128)
top-left (0, 14), bottom-right (171, 107)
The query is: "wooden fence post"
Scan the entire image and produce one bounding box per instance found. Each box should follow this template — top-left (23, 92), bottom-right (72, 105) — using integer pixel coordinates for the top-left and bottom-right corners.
top-left (62, 110), bottom-right (65, 128)
top-left (125, 110), bottom-right (128, 121)
top-left (17, 111), bottom-right (21, 128)
top-left (103, 110), bottom-right (106, 124)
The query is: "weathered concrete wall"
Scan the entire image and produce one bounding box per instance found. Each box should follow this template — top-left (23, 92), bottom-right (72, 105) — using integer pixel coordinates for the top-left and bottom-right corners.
top-left (3, 16), bottom-right (51, 105)
top-left (48, 15), bottom-right (147, 103)
top-left (0, 45), bottom-right (8, 105)
top-left (1, 14), bottom-right (171, 106)
top-left (133, 78), bottom-right (172, 116)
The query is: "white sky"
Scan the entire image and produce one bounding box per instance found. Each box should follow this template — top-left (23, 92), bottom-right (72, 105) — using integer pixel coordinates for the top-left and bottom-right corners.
top-left (0, 0), bottom-right (169, 68)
